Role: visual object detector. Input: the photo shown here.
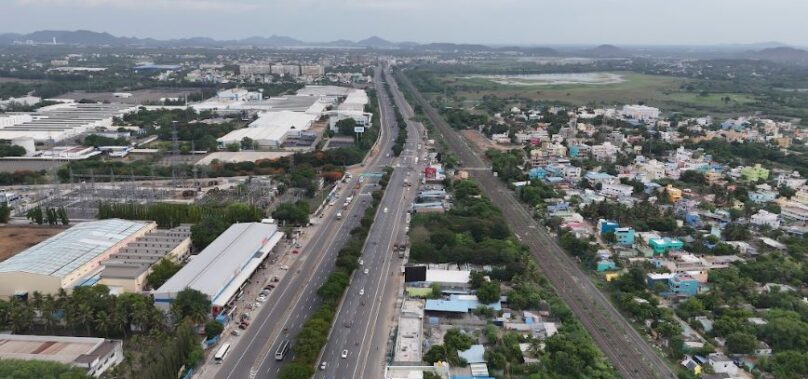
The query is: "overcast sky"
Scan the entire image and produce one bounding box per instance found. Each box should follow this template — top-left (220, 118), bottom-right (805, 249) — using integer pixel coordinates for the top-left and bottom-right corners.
top-left (2, 0), bottom-right (808, 46)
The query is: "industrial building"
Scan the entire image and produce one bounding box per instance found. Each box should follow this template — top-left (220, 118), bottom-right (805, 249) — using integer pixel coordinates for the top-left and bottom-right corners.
top-left (0, 219), bottom-right (154, 299)
top-left (0, 102), bottom-right (137, 142)
top-left (0, 334), bottom-right (122, 377)
top-left (153, 222), bottom-right (284, 315)
top-left (98, 225), bottom-right (192, 293)
top-left (216, 110), bottom-right (319, 149)
top-left (327, 89), bottom-right (372, 132)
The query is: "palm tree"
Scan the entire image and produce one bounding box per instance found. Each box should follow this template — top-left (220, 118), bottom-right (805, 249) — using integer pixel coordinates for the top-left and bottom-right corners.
top-left (9, 299), bottom-right (34, 334)
top-left (72, 303), bottom-right (95, 336)
top-left (41, 294), bottom-right (58, 333)
top-left (94, 310), bottom-right (113, 338)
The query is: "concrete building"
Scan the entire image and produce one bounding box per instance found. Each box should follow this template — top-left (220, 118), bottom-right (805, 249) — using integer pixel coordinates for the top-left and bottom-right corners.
top-left (98, 225), bottom-right (192, 293)
top-left (393, 299), bottom-right (424, 363)
top-left (615, 227), bottom-right (636, 245)
top-left (0, 102), bottom-right (137, 142)
top-left (328, 89), bottom-right (372, 132)
top-left (601, 183), bottom-right (634, 199)
top-left (216, 110), bottom-right (319, 149)
top-left (153, 223), bottom-right (284, 316)
top-left (0, 219), bottom-right (154, 299)
top-left (239, 63), bottom-right (273, 75)
top-left (0, 334), bottom-right (122, 377)
top-left (621, 104), bottom-right (660, 121)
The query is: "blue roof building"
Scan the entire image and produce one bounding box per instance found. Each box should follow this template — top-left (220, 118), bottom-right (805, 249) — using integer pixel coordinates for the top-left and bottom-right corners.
top-left (528, 167), bottom-right (547, 180)
top-left (425, 294), bottom-right (502, 313)
top-left (599, 219), bottom-right (619, 233)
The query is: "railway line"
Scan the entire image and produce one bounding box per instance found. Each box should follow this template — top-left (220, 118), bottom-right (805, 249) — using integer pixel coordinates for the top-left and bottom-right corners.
top-left (393, 69), bottom-right (676, 379)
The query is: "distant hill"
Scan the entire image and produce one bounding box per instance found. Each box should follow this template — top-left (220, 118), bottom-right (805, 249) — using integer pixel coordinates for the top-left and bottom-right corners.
top-left (750, 46), bottom-right (808, 64)
top-left (356, 36), bottom-right (397, 49)
top-left (581, 44), bottom-right (627, 57)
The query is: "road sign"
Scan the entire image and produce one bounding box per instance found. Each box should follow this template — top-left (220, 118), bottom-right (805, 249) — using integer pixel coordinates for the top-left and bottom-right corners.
top-left (354, 126), bottom-right (366, 133)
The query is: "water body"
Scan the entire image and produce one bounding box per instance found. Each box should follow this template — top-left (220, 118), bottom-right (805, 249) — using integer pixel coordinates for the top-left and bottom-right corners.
top-left (466, 72), bottom-right (625, 86)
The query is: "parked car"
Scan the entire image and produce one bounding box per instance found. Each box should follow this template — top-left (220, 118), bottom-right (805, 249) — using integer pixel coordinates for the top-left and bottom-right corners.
top-left (341, 350), bottom-right (349, 359)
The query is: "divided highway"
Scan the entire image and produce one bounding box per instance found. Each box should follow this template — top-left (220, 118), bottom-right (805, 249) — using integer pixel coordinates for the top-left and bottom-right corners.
top-left (395, 69), bottom-right (677, 379)
top-left (211, 66), bottom-right (401, 379)
top-left (315, 68), bottom-right (425, 379)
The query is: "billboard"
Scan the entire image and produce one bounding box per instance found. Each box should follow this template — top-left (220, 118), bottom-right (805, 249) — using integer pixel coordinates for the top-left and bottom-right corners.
top-left (354, 127), bottom-right (366, 133)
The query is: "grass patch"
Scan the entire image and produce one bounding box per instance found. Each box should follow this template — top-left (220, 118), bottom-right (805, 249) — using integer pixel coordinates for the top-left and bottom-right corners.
top-left (438, 72), bottom-right (759, 116)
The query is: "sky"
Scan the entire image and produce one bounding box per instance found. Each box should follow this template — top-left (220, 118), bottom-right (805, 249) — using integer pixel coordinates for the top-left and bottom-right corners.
top-left (2, 0), bottom-right (808, 46)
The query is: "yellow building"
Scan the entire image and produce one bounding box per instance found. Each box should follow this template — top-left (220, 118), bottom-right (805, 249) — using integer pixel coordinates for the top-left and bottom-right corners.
top-left (666, 184), bottom-right (683, 203)
top-left (98, 225), bottom-right (191, 293)
top-left (0, 219), bottom-right (154, 299)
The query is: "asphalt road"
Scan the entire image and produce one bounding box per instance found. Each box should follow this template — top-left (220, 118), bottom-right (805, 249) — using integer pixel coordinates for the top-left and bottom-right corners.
top-left (211, 66), bottom-right (401, 379)
top-left (395, 69), bottom-right (677, 379)
top-left (315, 68), bottom-right (425, 379)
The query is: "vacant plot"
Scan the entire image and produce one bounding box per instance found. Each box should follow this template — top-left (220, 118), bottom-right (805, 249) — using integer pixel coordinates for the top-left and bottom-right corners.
top-left (440, 72), bottom-right (758, 115)
top-left (0, 225), bottom-right (65, 262)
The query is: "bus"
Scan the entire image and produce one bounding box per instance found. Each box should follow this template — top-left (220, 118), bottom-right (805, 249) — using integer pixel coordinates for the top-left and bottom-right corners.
top-left (214, 343), bottom-right (231, 364)
top-left (275, 340), bottom-right (290, 361)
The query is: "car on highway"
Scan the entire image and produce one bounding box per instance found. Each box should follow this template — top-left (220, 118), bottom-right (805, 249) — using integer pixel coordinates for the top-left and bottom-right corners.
top-left (341, 350), bottom-right (349, 359)
top-left (359, 259), bottom-right (363, 266)
top-left (359, 288), bottom-right (365, 296)
top-left (364, 268), bottom-right (369, 274)
top-left (256, 295), bottom-right (267, 302)
top-left (383, 207), bottom-right (388, 213)
top-left (320, 361), bottom-right (327, 370)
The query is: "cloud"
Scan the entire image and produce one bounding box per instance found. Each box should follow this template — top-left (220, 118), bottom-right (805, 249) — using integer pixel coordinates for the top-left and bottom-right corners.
top-left (15, 0), bottom-right (260, 12)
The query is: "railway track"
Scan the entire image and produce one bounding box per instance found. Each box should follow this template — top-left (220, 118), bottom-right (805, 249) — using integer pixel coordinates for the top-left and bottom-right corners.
top-left (392, 69), bottom-right (676, 379)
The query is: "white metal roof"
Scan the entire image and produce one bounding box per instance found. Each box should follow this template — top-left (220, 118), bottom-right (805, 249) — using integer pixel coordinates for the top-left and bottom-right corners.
top-left (217, 110), bottom-right (317, 145)
top-left (154, 223), bottom-right (282, 305)
top-left (0, 219), bottom-right (150, 278)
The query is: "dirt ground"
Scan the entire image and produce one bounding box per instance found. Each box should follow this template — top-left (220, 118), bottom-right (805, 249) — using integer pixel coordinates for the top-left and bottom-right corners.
top-left (460, 130), bottom-right (518, 152)
top-left (0, 225), bottom-right (65, 262)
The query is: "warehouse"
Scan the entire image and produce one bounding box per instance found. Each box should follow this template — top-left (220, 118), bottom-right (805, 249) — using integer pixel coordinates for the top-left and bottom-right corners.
top-left (0, 102), bottom-right (137, 142)
top-left (0, 334), bottom-right (122, 377)
top-left (0, 219), bottom-right (154, 299)
top-left (98, 224), bottom-right (192, 293)
top-left (153, 222), bottom-right (284, 316)
top-left (216, 110), bottom-right (319, 149)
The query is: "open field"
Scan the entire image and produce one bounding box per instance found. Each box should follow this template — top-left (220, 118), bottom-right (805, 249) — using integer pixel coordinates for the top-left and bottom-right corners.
top-left (0, 225), bottom-right (65, 262)
top-left (438, 72), bottom-right (759, 115)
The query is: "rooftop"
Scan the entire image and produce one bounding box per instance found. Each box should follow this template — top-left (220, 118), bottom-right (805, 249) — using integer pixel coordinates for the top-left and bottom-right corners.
top-left (0, 334), bottom-right (118, 366)
top-left (0, 219), bottom-right (151, 278)
top-left (155, 223), bottom-right (283, 307)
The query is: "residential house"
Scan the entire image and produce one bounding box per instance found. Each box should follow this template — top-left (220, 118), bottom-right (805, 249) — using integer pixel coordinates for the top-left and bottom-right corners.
top-left (750, 210), bottom-right (780, 228)
top-left (665, 184), bottom-right (683, 203)
top-left (591, 141), bottom-right (618, 162)
top-left (614, 227), bottom-right (635, 245)
top-left (648, 237), bottom-right (684, 255)
top-left (669, 273), bottom-right (699, 297)
top-left (708, 353), bottom-right (739, 376)
top-left (601, 183), bottom-right (634, 199)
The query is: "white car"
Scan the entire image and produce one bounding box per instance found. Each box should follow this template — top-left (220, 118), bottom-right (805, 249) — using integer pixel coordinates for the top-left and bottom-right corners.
top-left (383, 207), bottom-right (388, 213)
top-left (341, 350), bottom-right (349, 359)
top-left (256, 295), bottom-right (267, 302)
top-left (359, 259), bottom-right (364, 266)
top-left (363, 268), bottom-right (369, 275)
top-left (359, 288), bottom-right (365, 296)
top-left (280, 265), bottom-right (289, 271)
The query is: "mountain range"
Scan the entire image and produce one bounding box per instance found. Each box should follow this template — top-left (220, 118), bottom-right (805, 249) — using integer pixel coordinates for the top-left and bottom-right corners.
top-left (2, 30), bottom-right (807, 63)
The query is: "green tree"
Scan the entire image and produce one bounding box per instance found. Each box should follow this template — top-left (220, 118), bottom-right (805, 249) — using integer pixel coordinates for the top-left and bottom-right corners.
top-left (190, 216), bottom-right (229, 251)
top-left (476, 281), bottom-right (501, 304)
top-left (205, 320), bottom-right (224, 339)
top-left (146, 259), bottom-right (182, 289)
top-left (171, 288), bottom-right (211, 325)
top-left (430, 282), bottom-right (442, 299)
top-left (726, 332), bottom-right (758, 354)
top-left (0, 203), bottom-right (10, 223)
top-left (335, 117), bottom-right (358, 135)
top-left (272, 201), bottom-right (310, 226)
